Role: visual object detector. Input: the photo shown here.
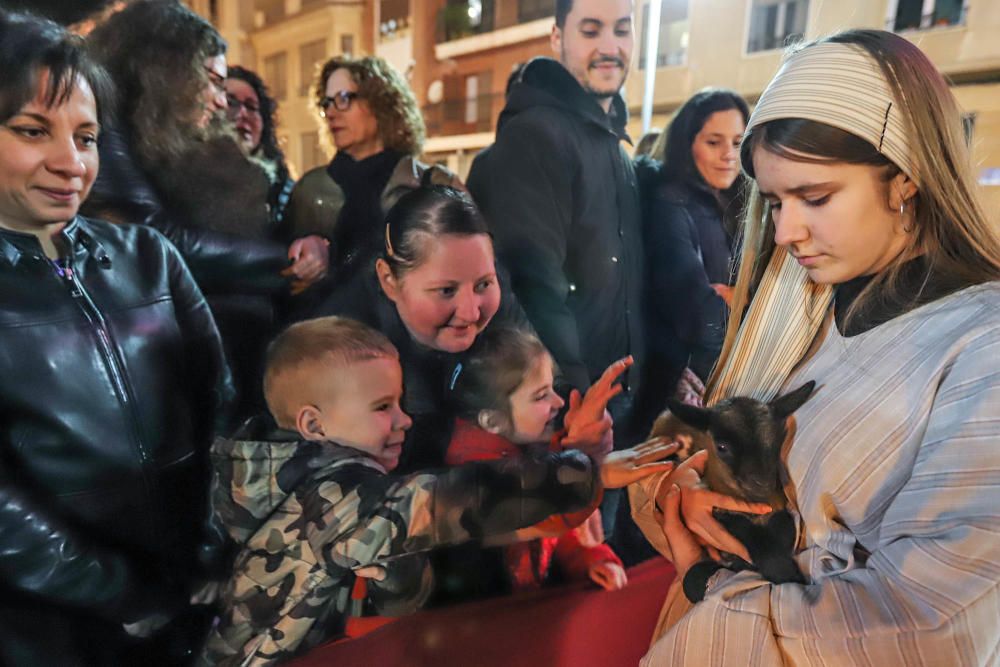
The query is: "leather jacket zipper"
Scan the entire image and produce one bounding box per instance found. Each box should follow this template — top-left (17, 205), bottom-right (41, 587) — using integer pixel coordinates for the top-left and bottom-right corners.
top-left (56, 256), bottom-right (157, 495)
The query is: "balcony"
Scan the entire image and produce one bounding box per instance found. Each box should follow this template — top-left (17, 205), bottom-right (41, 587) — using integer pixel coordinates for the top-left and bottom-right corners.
top-left (434, 1), bottom-right (552, 60)
top-left (436, 1), bottom-right (495, 43)
top-left (423, 91), bottom-right (505, 138)
top-left (436, 0), bottom-right (553, 42)
top-left (253, 0), bottom-right (356, 29)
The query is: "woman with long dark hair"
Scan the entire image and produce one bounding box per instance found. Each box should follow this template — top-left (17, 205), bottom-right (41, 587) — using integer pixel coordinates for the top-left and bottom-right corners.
top-left (83, 0), bottom-right (329, 420)
top-left (632, 88), bottom-right (749, 434)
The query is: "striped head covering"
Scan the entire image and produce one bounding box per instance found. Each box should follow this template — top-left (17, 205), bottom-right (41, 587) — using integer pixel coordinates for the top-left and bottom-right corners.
top-left (745, 41), bottom-right (919, 184)
top-left (707, 40), bottom-right (915, 403)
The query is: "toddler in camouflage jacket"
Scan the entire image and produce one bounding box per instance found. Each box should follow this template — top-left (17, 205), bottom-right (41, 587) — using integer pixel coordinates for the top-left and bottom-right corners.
top-left (199, 316), bottom-right (620, 665)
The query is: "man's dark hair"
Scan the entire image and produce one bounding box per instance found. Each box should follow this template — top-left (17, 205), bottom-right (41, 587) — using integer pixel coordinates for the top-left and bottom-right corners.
top-left (555, 0), bottom-right (573, 28)
top-left (0, 9), bottom-right (115, 126)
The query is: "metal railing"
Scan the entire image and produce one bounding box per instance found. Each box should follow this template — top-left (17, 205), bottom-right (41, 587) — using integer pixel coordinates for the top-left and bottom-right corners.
top-left (436, 0), bottom-right (552, 44)
top-left (422, 92), bottom-right (505, 137)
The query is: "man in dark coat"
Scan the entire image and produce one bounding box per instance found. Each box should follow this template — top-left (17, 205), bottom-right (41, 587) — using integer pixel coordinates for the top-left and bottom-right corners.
top-left (467, 0), bottom-right (643, 543)
top-left (468, 0), bottom-right (642, 426)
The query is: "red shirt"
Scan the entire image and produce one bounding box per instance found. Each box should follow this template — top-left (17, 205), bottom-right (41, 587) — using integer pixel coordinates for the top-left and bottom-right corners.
top-left (446, 419), bottom-right (621, 591)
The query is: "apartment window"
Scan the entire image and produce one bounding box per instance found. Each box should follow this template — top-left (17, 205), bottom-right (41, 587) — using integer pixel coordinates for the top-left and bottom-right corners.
top-left (298, 40), bottom-right (326, 97)
top-left (257, 0), bottom-right (284, 26)
top-left (890, 0), bottom-right (965, 31)
top-left (747, 0), bottom-right (807, 53)
top-left (468, 0), bottom-right (483, 27)
top-left (638, 0), bottom-right (689, 69)
top-left (442, 71), bottom-right (493, 129)
top-left (300, 132), bottom-right (325, 172)
top-left (464, 75), bottom-right (480, 124)
top-left (340, 34), bottom-right (355, 57)
top-left (381, 0), bottom-right (409, 22)
top-left (518, 0), bottom-right (550, 22)
top-left (263, 52), bottom-right (288, 101)
top-left (380, 0), bottom-right (410, 39)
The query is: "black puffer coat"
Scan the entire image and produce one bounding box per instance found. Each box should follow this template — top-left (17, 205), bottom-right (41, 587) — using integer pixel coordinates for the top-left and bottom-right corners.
top-left (0, 217), bottom-right (231, 664)
top-left (467, 57), bottom-right (644, 396)
top-left (631, 158), bottom-right (734, 434)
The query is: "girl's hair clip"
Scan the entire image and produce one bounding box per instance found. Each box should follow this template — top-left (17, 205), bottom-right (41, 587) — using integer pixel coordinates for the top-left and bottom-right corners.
top-left (449, 362), bottom-right (463, 391)
top-left (384, 223), bottom-right (395, 257)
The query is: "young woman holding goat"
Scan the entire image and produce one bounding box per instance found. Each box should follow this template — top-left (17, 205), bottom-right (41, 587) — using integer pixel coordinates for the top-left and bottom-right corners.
top-left (630, 29), bottom-right (1000, 666)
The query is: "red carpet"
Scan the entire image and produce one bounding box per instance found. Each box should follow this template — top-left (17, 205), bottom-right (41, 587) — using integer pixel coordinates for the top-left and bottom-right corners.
top-left (290, 557), bottom-right (675, 667)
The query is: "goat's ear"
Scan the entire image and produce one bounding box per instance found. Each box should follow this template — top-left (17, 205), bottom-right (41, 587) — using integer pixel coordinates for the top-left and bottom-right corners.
top-left (665, 398), bottom-right (711, 431)
top-left (770, 381), bottom-right (816, 420)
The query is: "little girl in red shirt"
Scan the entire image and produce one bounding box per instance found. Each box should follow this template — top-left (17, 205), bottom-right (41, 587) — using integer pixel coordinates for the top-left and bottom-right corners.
top-left (445, 327), bottom-right (629, 592)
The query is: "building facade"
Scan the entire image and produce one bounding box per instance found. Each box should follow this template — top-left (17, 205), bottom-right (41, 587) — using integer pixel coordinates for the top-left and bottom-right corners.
top-left (370, 0), bottom-right (554, 176)
top-left (404, 0), bottom-right (1000, 208)
top-left (626, 0), bottom-right (1000, 208)
top-left (193, 1), bottom-right (1000, 209)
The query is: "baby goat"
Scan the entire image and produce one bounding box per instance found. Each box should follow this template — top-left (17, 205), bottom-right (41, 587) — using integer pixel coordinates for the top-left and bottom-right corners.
top-left (649, 381), bottom-right (816, 602)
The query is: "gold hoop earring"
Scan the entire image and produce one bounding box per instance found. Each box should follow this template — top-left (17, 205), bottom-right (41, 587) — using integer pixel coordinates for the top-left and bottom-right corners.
top-left (900, 200), bottom-right (914, 233)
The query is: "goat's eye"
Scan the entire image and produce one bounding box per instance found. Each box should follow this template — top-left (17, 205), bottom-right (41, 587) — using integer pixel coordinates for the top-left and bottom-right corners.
top-left (716, 441), bottom-right (729, 453)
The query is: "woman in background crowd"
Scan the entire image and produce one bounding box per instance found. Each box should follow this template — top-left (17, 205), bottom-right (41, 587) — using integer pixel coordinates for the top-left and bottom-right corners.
top-left (631, 88), bottom-right (749, 434)
top-left (225, 65), bottom-right (295, 228)
top-left (0, 11), bottom-right (229, 663)
top-left (83, 0), bottom-right (328, 420)
top-left (285, 55), bottom-right (460, 292)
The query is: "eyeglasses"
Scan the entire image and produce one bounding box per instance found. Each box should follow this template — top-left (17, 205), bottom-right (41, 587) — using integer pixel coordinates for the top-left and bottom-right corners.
top-left (226, 94), bottom-right (261, 119)
top-left (318, 90), bottom-right (358, 117)
top-left (204, 67), bottom-right (226, 94)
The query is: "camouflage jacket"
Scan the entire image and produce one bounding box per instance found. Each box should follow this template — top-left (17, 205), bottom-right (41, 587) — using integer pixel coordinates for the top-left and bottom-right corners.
top-left (199, 419), bottom-right (598, 665)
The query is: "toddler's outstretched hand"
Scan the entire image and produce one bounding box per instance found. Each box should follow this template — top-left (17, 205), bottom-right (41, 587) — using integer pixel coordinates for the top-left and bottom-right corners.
top-left (599, 437), bottom-right (677, 488)
top-left (353, 565), bottom-right (387, 581)
top-left (562, 356), bottom-right (633, 458)
top-left (589, 561), bottom-right (628, 591)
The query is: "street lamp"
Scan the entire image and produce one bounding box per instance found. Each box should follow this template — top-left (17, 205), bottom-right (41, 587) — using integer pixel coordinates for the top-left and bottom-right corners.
top-left (641, 0), bottom-right (663, 135)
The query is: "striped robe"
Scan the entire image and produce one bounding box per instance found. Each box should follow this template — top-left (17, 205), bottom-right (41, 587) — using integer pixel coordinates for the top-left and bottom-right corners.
top-left (631, 282), bottom-right (1000, 666)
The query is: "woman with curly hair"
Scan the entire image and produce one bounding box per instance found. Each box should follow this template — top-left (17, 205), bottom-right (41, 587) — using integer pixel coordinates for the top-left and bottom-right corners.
top-left (82, 0), bottom-right (329, 421)
top-left (225, 65), bottom-right (295, 227)
top-left (285, 55), bottom-right (462, 288)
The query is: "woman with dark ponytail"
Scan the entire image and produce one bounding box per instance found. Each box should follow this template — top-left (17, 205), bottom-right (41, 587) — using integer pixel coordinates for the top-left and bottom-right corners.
top-left (316, 186), bottom-right (613, 472)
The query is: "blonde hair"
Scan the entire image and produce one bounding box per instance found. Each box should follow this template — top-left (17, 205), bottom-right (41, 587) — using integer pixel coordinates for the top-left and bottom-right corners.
top-left (713, 30), bottom-right (1000, 389)
top-left (263, 316), bottom-right (398, 428)
top-left (314, 55), bottom-right (425, 157)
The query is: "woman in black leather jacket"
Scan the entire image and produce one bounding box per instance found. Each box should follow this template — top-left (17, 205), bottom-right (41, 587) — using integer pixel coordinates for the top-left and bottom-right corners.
top-left (82, 0), bottom-right (329, 421)
top-left (0, 12), bottom-right (230, 664)
top-left (632, 88), bottom-right (749, 434)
